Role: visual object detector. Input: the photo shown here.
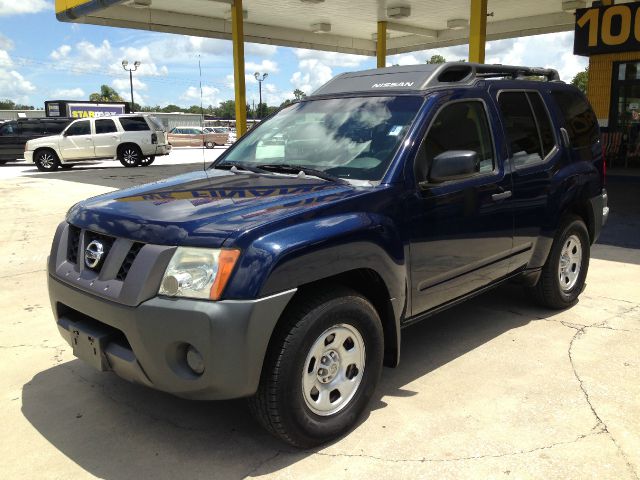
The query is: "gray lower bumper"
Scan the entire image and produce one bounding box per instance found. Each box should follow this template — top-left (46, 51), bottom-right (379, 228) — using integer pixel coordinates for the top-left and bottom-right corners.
top-left (49, 274), bottom-right (295, 400)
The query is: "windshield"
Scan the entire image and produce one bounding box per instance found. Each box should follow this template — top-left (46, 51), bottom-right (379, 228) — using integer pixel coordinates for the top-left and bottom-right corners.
top-left (217, 96), bottom-right (423, 181)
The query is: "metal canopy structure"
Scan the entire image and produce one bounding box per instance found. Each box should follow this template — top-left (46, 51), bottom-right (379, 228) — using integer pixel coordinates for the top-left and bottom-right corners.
top-left (57, 0), bottom-right (579, 56)
top-left (54, 0), bottom-right (596, 135)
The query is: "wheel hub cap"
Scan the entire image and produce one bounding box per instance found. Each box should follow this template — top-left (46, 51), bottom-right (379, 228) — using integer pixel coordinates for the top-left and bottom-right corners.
top-left (558, 234), bottom-right (582, 292)
top-left (302, 324), bottom-right (365, 416)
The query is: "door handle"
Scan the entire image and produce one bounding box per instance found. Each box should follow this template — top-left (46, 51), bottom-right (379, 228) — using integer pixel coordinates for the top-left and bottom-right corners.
top-left (491, 191), bottom-right (512, 201)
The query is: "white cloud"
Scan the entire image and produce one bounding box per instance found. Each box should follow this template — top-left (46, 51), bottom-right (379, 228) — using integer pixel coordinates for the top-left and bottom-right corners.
top-left (386, 32), bottom-right (587, 82)
top-left (51, 87), bottom-right (85, 98)
top-left (181, 85), bottom-right (220, 106)
top-left (0, 34), bottom-right (14, 51)
top-left (246, 59), bottom-right (279, 74)
top-left (290, 59), bottom-right (333, 94)
top-left (111, 77), bottom-right (148, 92)
top-left (0, 33), bottom-right (36, 103)
top-left (0, 70), bottom-right (37, 103)
top-left (50, 45), bottom-right (71, 60)
top-left (293, 49), bottom-right (366, 68)
top-left (0, 0), bottom-right (50, 16)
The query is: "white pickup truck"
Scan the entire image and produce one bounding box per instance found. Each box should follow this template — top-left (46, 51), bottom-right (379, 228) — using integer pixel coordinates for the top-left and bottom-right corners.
top-left (25, 114), bottom-right (171, 171)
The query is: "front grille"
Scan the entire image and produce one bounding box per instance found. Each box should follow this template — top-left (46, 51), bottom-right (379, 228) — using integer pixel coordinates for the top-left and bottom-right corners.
top-left (67, 225), bottom-right (81, 264)
top-left (84, 230), bottom-right (115, 272)
top-left (116, 242), bottom-right (144, 281)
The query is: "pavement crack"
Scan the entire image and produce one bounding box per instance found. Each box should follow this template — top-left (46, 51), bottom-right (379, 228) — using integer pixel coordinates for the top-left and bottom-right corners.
top-left (311, 431), bottom-right (605, 464)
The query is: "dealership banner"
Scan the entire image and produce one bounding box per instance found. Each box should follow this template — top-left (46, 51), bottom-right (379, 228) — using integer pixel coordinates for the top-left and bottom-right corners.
top-left (68, 103), bottom-right (126, 118)
top-left (574, 3), bottom-right (640, 56)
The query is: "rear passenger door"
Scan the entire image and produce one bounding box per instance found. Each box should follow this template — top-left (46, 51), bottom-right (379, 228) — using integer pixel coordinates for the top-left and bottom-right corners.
top-left (94, 118), bottom-right (120, 158)
top-left (494, 89), bottom-right (561, 273)
top-left (409, 94), bottom-right (514, 315)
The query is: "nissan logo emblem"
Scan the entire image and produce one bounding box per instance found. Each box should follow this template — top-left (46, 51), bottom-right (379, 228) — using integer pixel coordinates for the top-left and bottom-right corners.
top-left (84, 240), bottom-right (105, 269)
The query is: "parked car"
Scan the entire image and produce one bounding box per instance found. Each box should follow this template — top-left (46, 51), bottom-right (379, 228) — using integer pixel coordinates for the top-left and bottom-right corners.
top-left (0, 117), bottom-right (72, 164)
top-left (204, 126), bottom-right (236, 143)
top-left (24, 114), bottom-right (170, 171)
top-left (46, 63), bottom-right (607, 448)
top-left (168, 126), bottom-right (228, 148)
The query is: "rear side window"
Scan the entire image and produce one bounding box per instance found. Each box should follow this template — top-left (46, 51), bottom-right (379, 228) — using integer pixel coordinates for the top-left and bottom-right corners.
top-left (551, 91), bottom-right (598, 148)
top-left (66, 121), bottom-right (91, 136)
top-left (95, 119), bottom-right (117, 134)
top-left (498, 91), bottom-right (551, 168)
top-left (119, 117), bottom-right (150, 132)
top-left (43, 122), bottom-right (67, 134)
top-left (21, 122), bottom-right (44, 135)
top-left (527, 92), bottom-right (556, 156)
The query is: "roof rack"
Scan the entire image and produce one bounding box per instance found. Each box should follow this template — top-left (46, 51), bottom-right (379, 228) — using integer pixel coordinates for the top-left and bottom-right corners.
top-left (310, 62), bottom-right (562, 97)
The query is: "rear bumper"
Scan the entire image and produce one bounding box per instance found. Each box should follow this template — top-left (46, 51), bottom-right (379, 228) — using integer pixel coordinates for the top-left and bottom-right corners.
top-left (49, 274), bottom-right (295, 400)
top-left (153, 144), bottom-right (171, 156)
top-left (589, 188), bottom-right (609, 244)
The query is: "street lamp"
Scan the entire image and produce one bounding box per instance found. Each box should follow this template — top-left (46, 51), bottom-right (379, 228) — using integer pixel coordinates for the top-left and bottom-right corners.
top-left (122, 60), bottom-right (141, 111)
top-left (254, 72), bottom-right (268, 118)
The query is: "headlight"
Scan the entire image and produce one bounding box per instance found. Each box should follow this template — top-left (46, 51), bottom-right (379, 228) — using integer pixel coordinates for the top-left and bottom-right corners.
top-left (159, 247), bottom-right (240, 300)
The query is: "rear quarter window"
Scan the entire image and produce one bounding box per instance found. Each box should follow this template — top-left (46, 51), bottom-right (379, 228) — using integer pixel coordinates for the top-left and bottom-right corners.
top-left (551, 90), bottom-right (598, 149)
top-left (119, 117), bottom-right (151, 132)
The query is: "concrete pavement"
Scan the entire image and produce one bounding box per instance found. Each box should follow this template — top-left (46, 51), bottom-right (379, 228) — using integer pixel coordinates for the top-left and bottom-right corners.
top-left (0, 153), bottom-right (638, 479)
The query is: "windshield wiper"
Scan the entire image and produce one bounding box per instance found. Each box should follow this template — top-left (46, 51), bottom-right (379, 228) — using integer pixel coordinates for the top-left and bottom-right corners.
top-left (257, 164), bottom-right (349, 185)
top-left (214, 161), bottom-right (266, 174)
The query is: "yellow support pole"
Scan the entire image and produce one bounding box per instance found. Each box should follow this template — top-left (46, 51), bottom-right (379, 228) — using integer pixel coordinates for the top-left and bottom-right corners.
top-left (377, 21), bottom-right (387, 68)
top-left (469, 0), bottom-right (487, 63)
top-left (231, 0), bottom-right (247, 137)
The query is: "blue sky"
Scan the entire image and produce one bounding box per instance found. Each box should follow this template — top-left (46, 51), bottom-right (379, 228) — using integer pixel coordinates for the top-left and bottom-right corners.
top-left (0, 0), bottom-right (588, 109)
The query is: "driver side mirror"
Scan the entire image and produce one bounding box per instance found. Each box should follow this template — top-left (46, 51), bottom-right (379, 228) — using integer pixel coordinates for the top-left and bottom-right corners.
top-left (428, 150), bottom-right (479, 183)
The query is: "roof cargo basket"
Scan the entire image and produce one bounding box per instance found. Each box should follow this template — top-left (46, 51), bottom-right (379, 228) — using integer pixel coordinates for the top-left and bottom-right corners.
top-left (310, 62), bottom-right (562, 97)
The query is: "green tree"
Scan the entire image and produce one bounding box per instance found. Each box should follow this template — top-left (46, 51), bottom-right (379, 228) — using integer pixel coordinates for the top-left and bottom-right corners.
top-left (293, 88), bottom-right (306, 100)
top-left (217, 100), bottom-right (236, 119)
top-left (426, 54), bottom-right (446, 64)
top-left (89, 85), bottom-right (124, 102)
top-left (0, 99), bottom-right (34, 110)
top-left (571, 67), bottom-right (589, 94)
top-left (161, 104), bottom-right (183, 113)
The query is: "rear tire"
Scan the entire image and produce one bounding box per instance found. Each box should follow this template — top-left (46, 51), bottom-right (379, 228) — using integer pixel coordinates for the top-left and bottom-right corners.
top-left (205, 141), bottom-right (215, 149)
top-left (531, 215), bottom-right (590, 309)
top-left (34, 150), bottom-right (60, 172)
top-left (139, 156), bottom-right (155, 166)
top-left (249, 287), bottom-right (383, 448)
top-left (118, 145), bottom-right (142, 167)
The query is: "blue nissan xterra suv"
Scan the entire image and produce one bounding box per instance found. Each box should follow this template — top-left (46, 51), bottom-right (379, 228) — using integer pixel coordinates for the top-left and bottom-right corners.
top-left (48, 63), bottom-right (608, 447)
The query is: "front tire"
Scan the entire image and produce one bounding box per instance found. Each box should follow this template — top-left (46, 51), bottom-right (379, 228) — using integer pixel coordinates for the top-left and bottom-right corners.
top-left (205, 141), bottom-right (215, 149)
top-left (249, 287), bottom-right (383, 448)
top-left (532, 215), bottom-right (590, 309)
top-left (34, 150), bottom-right (60, 172)
top-left (118, 145), bottom-right (142, 167)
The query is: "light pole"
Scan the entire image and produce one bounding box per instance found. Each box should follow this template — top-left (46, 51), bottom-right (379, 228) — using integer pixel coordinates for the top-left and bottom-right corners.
top-left (254, 72), bottom-right (268, 118)
top-left (122, 60), bottom-right (141, 111)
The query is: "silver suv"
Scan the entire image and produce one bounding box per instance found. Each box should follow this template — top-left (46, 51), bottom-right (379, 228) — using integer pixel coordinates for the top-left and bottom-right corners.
top-left (25, 114), bottom-right (171, 171)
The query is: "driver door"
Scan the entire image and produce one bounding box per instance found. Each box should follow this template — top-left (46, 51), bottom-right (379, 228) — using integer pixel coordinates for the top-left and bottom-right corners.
top-left (409, 95), bottom-right (514, 316)
top-left (60, 120), bottom-right (94, 160)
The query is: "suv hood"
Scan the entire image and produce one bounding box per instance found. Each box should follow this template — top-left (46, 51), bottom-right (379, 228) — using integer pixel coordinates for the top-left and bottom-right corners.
top-left (67, 169), bottom-right (364, 247)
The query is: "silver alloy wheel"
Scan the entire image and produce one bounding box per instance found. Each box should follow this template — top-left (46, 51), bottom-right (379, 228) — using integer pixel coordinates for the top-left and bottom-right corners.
top-left (122, 148), bottom-right (138, 165)
top-left (302, 323), bottom-right (365, 416)
top-left (38, 152), bottom-right (55, 168)
top-left (558, 234), bottom-right (582, 292)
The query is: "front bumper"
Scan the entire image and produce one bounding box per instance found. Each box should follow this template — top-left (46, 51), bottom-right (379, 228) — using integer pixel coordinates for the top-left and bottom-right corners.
top-left (24, 150), bottom-right (34, 163)
top-left (49, 274), bottom-right (295, 400)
